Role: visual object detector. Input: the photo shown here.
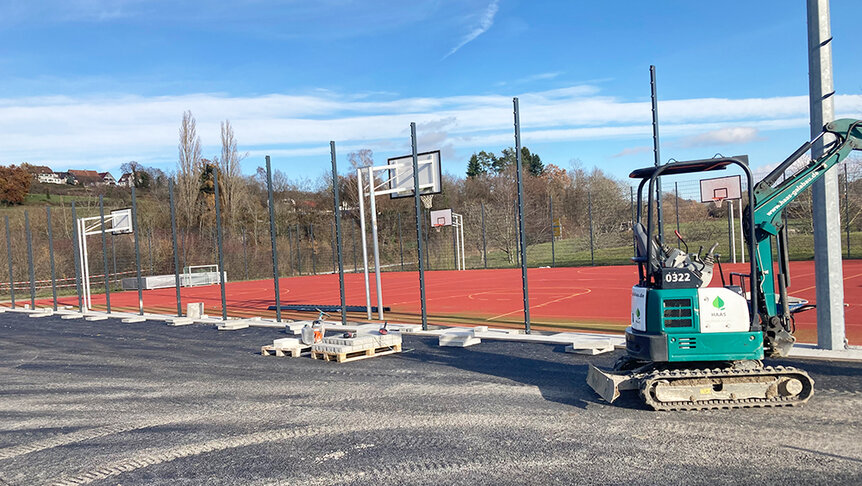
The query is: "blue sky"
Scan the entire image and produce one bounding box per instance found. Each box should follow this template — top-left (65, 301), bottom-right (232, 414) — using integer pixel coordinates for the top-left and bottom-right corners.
top-left (1, 0), bottom-right (861, 185)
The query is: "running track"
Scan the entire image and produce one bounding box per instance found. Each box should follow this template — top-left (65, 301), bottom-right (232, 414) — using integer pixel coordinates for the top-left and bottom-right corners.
top-left (50, 260), bottom-right (862, 345)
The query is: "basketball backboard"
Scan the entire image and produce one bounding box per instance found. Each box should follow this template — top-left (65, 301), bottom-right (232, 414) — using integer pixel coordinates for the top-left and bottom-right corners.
top-left (430, 209), bottom-right (453, 227)
top-left (111, 208), bottom-right (133, 234)
top-left (700, 175), bottom-right (741, 205)
top-left (387, 150), bottom-right (442, 199)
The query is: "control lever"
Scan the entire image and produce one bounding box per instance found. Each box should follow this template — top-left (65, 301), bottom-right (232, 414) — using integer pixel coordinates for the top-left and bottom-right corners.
top-left (674, 230), bottom-right (689, 254)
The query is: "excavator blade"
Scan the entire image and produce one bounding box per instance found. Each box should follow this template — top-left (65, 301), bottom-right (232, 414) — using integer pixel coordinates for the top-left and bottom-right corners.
top-left (587, 364), bottom-right (640, 404)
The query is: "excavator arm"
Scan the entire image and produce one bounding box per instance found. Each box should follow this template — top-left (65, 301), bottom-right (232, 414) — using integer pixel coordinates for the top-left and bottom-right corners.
top-left (747, 118), bottom-right (862, 357)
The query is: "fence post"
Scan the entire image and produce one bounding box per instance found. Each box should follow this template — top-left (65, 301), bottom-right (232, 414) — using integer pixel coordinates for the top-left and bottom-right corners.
top-left (310, 223), bottom-right (316, 275)
top-left (513, 97), bottom-right (531, 334)
top-left (70, 203), bottom-right (83, 312)
top-left (481, 202), bottom-right (487, 269)
top-left (588, 190), bottom-right (595, 266)
top-left (46, 207), bottom-right (58, 311)
top-left (330, 141), bottom-right (347, 325)
top-left (398, 212), bottom-right (404, 271)
top-left (213, 167), bottom-right (227, 320)
top-left (99, 196), bottom-right (111, 313)
top-left (630, 186), bottom-right (636, 257)
top-left (549, 195), bottom-right (555, 267)
top-left (131, 187), bottom-right (144, 315)
top-left (169, 180), bottom-right (182, 317)
top-left (410, 122), bottom-right (428, 331)
top-left (25, 211), bottom-right (36, 309)
top-left (265, 156), bottom-right (282, 322)
top-left (331, 221), bottom-right (336, 274)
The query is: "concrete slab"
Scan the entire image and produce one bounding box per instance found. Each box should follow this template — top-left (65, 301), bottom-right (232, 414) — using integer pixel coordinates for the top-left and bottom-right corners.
top-left (121, 316), bottom-right (147, 323)
top-left (60, 313), bottom-right (84, 320)
top-left (565, 341), bottom-right (615, 355)
top-left (789, 343), bottom-right (862, 361)
top-left (84, 314), bottom-right (109, 322)
top-left (439, 334), bottom-right (481, 347)
top-left (29, 311), bottom-right (54, 318)
top-left (217, 320), bottom-right (250, 331)
top-left (168, 317), bottom-right (194, 326)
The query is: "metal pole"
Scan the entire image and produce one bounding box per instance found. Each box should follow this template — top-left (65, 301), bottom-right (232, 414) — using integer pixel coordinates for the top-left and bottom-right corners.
top-left (296, 223), bottom-right (302, 276)
top-left (513, 98), bottom-right (531, 333)
top-left (452, 219), bottom-right (458, 269)
top-left (398, 212), bottom-right (404, 271)
top-left (550, 195), bottom-right (555, 267)
top-left (845, 165), bottom-right (851, 258)
top-left (675, 182), bottom-right (680, 249)
top-left (424, 210), bottom-right (430, 269)
top-left (331, 221), bottom-right (336, 274)
top-left (808, 0), bottom-right (844, 349)
top-left (25, 211), bottom-right (36, 309)
top-left (242, 227), bottom-right (249, 281)
top-left (631, 186), bottom-right (637, 257)
top-left (4, 216), bottom-right (14, 309)
top-left (331, 141), bottom-right (347, 326)
top-left (131, 187), bottom-right (144, 315)
top-left (588, 191), bottom-right (595, 266)
top-left (481, 202), bottom-right (487, 269)
top-left (169, 180), bottom-right (182, 317)
top-left (650, 65), bottom-right (664, 244)
top-left (46, 207), bottom-right (57, 311)
top-left (310, 223), bottom-right (317, 275)
top-left (727, 200), bottom-right (734, 263)
top-left (411, 122), bottom-right (428, 331)
top-left (99, 196), bottom-right (111, 313)
top-left (460, 215), bottom-right (466, 270)
top-left (357, 168), bottom-right (372, 318)
top-left (367, 167), bottom-right (384, 320)
top-left (70, 204), bottom-right (83, 312)
top-left (79, 215), bottom-right (91, 310)
top-left (265, 156), bottom-right (282, 323)
top-left (213, 168), bottom-right (227, 320)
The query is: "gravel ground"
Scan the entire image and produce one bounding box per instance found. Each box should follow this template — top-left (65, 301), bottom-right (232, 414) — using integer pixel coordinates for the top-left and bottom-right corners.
top-left (0, 311), bottom-right (861, 485)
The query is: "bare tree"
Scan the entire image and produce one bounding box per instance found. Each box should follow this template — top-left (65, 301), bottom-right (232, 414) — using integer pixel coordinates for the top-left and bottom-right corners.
top-left (216, 120), bottom-right (248, 228)
top-left (177, 110), bottom-right (203, 264)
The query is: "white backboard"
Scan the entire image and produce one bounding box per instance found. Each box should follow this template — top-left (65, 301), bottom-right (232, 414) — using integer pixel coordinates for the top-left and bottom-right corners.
top-left (387, 150), bottom-right (442, 199)
top-left (700, 175), bottom-right (741, 203)
top-left (111, 208), bottom-right (133, 234)
top-left (430, 209), bottom-right (453, 227)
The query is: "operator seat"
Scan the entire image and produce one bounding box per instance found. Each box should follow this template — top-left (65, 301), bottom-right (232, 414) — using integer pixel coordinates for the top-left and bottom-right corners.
top-left (633, 222), bottom-right (660, 274)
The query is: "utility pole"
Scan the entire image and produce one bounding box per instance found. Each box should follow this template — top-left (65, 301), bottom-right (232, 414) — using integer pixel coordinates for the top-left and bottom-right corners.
top-left (808, 0), bottom-right (845, 350)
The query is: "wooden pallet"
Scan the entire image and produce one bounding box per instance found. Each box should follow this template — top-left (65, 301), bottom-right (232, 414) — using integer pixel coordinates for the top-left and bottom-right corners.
top-left (311, 344), bottom-right (402, 363)
top-left (261, 344), bottom-right (311, 358)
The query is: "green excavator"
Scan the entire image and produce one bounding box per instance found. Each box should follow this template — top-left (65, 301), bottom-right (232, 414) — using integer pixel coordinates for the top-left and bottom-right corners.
top-left (587, 118), bottom-right (862, 411)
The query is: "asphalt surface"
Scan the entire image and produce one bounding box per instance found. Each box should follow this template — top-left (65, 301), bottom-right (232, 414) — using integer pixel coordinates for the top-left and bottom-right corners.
top-left (0, 312), bottom-right (861, 485)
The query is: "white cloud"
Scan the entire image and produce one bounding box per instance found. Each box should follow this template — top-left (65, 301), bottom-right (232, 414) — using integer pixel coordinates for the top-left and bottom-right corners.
top-left (1, 85), bottom-right (860, 174)
top-left (443, 0), bottom-right (500, 59)
top-left (612, 146), bottom-right (652, 159)
top-left (675, 127), bottom-right (763, 148)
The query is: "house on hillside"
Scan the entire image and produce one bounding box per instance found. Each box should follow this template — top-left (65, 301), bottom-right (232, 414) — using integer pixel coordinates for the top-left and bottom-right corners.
top-left (117, 173), bottom-right (134, 188)
top-left (68, 169), bottom-right (103, 186)
top-left (24, 165), bottom-right (65, 184)
top-left (98, 172), bottom-right (116, 185)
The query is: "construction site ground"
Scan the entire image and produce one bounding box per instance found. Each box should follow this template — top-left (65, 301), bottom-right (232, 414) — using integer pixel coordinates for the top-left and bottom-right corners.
top-left (1, 312), bottom-right (861, 485)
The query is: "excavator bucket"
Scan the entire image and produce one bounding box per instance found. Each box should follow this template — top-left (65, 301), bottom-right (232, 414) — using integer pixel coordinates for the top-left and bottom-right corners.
top-left (586, 364), bottom-right (640, 403)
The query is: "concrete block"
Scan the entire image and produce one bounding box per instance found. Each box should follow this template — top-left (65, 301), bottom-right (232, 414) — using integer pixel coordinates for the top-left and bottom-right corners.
top-left (60, 313), bottom-right (84, 320)
top-left (122, 316), bottom-right (147, 323)
top-left (439, 334), bottom-right (481, 347)
top-left (565, 340), bottom-right (614, 355)
top-left (273, 337), bottom-right (302, 348)
top-left (186, 302), bottom-right (204, 319)
top-left (168, 317), bottom-right (194, 326)
top-left (29, 311), bottom-right (54, 318)
top-left (0, 307), bottom-right (6, 313)
top-left (217, 321), bottom-right (249, 331)
top-left (314, 333), bottom-right (401, 354)
top-left (85, 314), bottom-right (109, 321)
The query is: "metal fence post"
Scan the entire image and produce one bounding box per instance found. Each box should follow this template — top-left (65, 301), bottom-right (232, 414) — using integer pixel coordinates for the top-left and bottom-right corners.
top-left (3, 216), bottom-right (13, 309)
top-left (331, 141), bottom-right (347, 326)
top-left (46, 207), bottom-right (58, 311)
top-left (310, 223), bottom-right (316, 275)
top-left (513, 98), bottom-right (531, 333)
top-left (169, 180), bottom-right (182, 317)
top-left (266, 156), bottom-right (282, 322)
top-left (410, 122), bottom-right (428, 331)
top-left (25, 211), bottom-right (36, 310)
top-left (213, 167), bottom-right (227, 320)
top-left (71, 203), bottom-right (83, 312)
top-left (481, 202), bottom-right (487, 269)
top-left (588, 190), bottom-right (595, 266)
top-left (131, 187), bottom-right (144, 315)
top-left (549, 195), bottom-right (555, 267)
top-left (331, 221), bottom-right (336, 274)
top-left (398, 212), bottom-right (404, 271)
top-left (99, 196), bottom-right (111, 313)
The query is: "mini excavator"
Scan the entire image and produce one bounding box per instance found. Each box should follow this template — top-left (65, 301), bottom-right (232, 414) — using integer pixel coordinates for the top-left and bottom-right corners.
top-left (587, 118), bottom-right (862, 410)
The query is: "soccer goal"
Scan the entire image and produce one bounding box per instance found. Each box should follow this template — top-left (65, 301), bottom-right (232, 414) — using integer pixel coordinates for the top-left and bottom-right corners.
top-left (182, 265), bottom-right (224, 287)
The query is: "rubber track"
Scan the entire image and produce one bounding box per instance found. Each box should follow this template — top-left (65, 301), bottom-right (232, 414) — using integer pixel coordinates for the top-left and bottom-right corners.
top-left (640, 365), bottom-right (814, 411)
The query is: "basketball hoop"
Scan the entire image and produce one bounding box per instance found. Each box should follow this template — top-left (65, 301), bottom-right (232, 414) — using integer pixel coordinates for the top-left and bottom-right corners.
top-left (420, 194), bottom-right (434, 210)
top-left (712, 197), bottom-right (724, 208)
